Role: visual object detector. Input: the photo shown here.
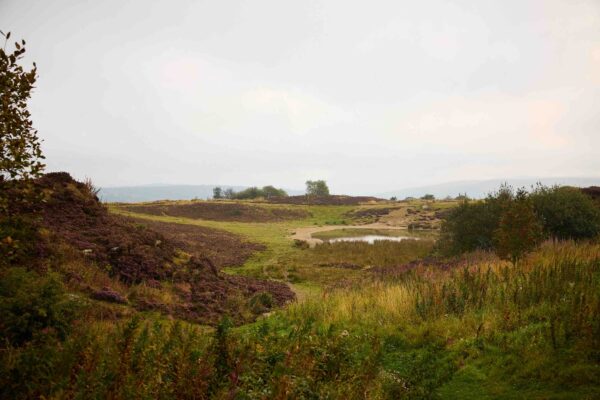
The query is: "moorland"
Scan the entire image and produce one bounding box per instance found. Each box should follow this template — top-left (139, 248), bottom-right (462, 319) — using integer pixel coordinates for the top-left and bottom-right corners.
top-left (2, 31), bottom-right (600, 399)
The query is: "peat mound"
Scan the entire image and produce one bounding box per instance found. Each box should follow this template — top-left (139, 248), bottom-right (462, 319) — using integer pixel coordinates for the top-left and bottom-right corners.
top-left (268, 195), bottom-right (383, 205)
top-left (4, 173), bottom-right (295, 323)
top-left (25, 172), bottom-right (178, 283)
top-left (121, 201), bottom-right (309, 222)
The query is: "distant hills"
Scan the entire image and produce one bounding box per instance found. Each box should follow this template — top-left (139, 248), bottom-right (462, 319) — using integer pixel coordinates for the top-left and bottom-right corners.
top-left (379, 177), bottom-right (600, 200)
top-left (99, 184), bottom-right (304, 203)
top-left (100, 177), bottom-right (600, 203)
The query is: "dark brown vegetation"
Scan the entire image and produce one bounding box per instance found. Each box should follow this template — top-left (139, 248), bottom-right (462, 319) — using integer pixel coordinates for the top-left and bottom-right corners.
top-left (268, 194), bottom-right (382, 205)
top-left (121, 201), bottom-right (309, 222)
top-left (2, 172), bottom-right (294, 325)
top-left (582, 186), bottom-right (600, 204)
top-left (344, 206), bottom-right (394, 223)
top-left (128, 218), bottom-right (265, 269)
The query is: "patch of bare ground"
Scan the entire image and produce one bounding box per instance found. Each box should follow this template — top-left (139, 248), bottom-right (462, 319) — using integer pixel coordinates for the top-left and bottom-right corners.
top-left (121, 201), bottom-right (309, 222)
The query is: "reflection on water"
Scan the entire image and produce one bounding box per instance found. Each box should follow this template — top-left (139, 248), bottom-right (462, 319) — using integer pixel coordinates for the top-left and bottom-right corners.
top-left (328, 235), bottom-right (419, 244)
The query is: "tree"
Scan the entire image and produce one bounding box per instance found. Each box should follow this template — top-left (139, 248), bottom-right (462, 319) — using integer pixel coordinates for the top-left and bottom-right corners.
top-left (223, 188), bottom-right (235, 199)
top-left (0, 31), bottom-right (44, 212)
top-left (438, 185), bottom-right (514, 255)
top-left (494, 189), bottom-right (543, 264)
top-left (305, 180), bottom-right (329, 196)
top-left (261, 185), bottom-right (287, 199)
top-left (1, 31), bottom-right (44, 183)
top-left (530, 185), bottom-right (600, 241)
top-left (421, 194), bottom-right (435, 200)
top-left (213, 186), bottom-right (222, 199)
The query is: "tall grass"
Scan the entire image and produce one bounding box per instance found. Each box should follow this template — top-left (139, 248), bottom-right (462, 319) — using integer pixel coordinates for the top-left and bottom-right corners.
top-left (2, 241), bottom-right (599, 398)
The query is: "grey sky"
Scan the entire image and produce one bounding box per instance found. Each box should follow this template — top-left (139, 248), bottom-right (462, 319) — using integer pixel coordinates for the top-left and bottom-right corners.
top-left (1, 0), bottom-right (599, 194)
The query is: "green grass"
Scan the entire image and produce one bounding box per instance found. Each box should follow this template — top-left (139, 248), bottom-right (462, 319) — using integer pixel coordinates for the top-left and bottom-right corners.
top-left (110, 203), bottom-right (358, 290)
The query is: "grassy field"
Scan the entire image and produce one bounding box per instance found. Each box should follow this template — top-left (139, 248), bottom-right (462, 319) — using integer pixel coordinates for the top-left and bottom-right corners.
top-left (5, 198), bottom-right (595, 398)
top-left (103, 200), bottom-right (600, 398)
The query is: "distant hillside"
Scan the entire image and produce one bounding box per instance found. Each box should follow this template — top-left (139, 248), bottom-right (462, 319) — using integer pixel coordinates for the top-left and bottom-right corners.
top-left (380, 177), bottom-right (600, 200)
top-left (99, 184), bottom-right (304, 203)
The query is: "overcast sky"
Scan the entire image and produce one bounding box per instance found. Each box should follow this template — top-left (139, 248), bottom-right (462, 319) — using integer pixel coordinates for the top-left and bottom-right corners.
top-left (1, 0), bottom-right (599, 194)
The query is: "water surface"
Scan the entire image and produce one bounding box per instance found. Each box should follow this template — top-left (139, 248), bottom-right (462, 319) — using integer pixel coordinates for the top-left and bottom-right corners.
top-left (328, 235), bottom-right (419, 244)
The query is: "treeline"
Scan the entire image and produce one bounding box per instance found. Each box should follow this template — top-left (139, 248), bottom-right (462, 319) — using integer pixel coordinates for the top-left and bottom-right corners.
top-left (438, 184), bottom-right (600, 262)
top-left (213, 185), bottom-right (287, 200)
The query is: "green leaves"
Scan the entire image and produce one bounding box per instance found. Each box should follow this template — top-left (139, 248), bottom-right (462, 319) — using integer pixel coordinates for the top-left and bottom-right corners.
top-left (0, 32), bottom-right (45, 214)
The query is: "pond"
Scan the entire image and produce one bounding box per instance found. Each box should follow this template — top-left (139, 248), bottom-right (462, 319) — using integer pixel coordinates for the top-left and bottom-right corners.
top-left (328, 235), bottom-right (420, 244)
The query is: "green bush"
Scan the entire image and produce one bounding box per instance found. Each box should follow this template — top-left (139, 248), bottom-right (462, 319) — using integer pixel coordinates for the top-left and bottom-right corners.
top-left (0, 216), bottom-right (41, 268)
top-left (0, 268), bottom-right (81, 345)
top-left (530, 185), bottom-right (600, 240)
top-left (231, 185), bottom-right (288, 199)
top-left (249, 292), bottom-right (274, 314)
top-left (438, 185), bottom-right (513, 255)
top-left (438, 184), bottom-right (600, 256)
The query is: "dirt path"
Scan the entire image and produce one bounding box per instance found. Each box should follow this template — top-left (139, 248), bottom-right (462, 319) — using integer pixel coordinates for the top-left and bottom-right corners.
top-left (290, 223), bottom-right (409, 247)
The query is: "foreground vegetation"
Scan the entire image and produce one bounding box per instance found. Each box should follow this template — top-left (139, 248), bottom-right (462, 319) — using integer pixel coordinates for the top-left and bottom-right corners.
top-left (2, 241), bottom-right (598, 398)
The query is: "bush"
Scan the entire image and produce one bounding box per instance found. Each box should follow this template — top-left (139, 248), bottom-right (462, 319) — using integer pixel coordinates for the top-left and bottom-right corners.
top-left (438, 185), bottom-right (513, 255)
top-left (494, 189), bottom-right (543, 264)
top-left (438, 184), bottom-right (600, 256)
top-left (248, 292), bottom-right (274, 314)
top-left (530, 185), bottom-right (600, 240)
top-left (0, 268), bottom-right (81, 346)
top-left (230, 185), bottom-right (287, 200)
top-left (0, 216), bottom-right (42, 268)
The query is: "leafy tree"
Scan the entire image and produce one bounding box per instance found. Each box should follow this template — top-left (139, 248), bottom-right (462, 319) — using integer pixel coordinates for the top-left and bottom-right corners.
top-left (223, 188), bottom-right (235, 199)
top-left (212, 186), bottom-right (222, 199)
top-left (530, 185), bottom-right (600, 240)
top-left (0, 31), bottom-right (45, 212)
top-left (232, 186), bottom-right (261, 199)
top-left (438, 185), bottom-right (513, 255)
top-left (421, 194), bottom-right (435, 200)
top-left (494, 189), bottom-right (543, 264)
top-left (305, 180), bottom-right (329, 196)
top-left (261, 185), bottom-right (287, 198)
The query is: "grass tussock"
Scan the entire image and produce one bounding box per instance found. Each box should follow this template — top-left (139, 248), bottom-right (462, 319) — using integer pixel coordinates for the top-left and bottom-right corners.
top-left (311, 239), bottom-right (435, 268)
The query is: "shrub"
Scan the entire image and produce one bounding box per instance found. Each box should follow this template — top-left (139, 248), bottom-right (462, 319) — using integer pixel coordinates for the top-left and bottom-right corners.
top-left (438, 185), bottom-right (514, 255)
top-left (0, 268), bottom-right (81, 345)
top-left (438, 184), bottom-right (600, 257)
top-left (248, 292), bottom-right (274, 314)
top-left (530, 185), bottom-right (600, 240)
top-left (306, 180), bottom-right (330, 196)
top-left (494, 189), bottom-right (543, 264)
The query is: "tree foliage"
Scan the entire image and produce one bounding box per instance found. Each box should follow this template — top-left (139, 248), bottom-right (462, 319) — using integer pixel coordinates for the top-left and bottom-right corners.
top-left (530, 185), bottom-right (600, 240)
top-left (438, 184), bottom-right (600, 258)
top-left (305, 180), bottom-right (329, 196)
top-left (223, 185), bottom-right (287, 200)
top-left (0, 31), bottom-right (44, 214)
top-left (494, 189), bottom-right (543, 264)
top-left (212, 186), bottom-right (222, 199)
top-left (0, 31), bottom-right (44, 183)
